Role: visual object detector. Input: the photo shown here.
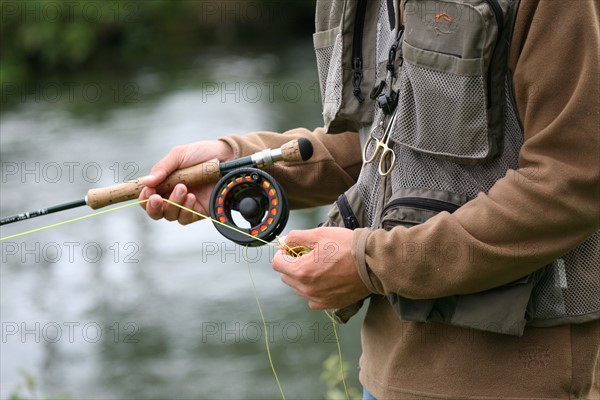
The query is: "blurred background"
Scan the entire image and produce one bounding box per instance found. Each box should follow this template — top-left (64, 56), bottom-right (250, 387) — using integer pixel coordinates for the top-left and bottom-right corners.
top-left (0, 1), bottom-right (365, 399)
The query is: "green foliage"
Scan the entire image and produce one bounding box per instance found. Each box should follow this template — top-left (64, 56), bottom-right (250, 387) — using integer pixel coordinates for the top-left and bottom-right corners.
top-left (321, 354), bottom-right (362, 400)
top-left (7, 371), bottom-right (71, 400)
top-left (0, 0), bottom-right (316, 87)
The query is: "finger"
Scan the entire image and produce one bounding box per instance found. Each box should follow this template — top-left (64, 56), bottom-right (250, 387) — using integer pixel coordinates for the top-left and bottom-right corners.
top-left (142, 173), bottom-right (164, 188)
top-left (276, 235), bottom-right (310, 257)
top-left (272, 249), bottom-right (302, 275)
top-left (178, 194), bottom-right (201, 225)
top-left (138, 187), bottom-right (153, 209)
top-left (275, 235), bottom-right (287, 250)
top-left (281, 229), bottom-right (318, 250)
top-left (147, 194), bottom-right (165, 220)
top-left (308, 301), bottom-right (327, 310)
top-left (279, 272), bottom-right (296, 289)
top-left (143, 166), bottom-right (169, 188)
top-left (279, 275), bottom-right (323, 307)
top-left (143, 146), bottom-right (185, 188)
top-left (164, 184), bottom-right (188, 221)
top-left (279, 274), bottom-right (310, 300)
top-left (272, 249), bottom-right (287, 274)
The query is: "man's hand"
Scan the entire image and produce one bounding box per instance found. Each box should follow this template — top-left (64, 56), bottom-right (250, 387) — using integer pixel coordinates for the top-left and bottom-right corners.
top-left (272, 227), bottom-right (371, 310)
top-left (139, 140), bottom-right (234, 224)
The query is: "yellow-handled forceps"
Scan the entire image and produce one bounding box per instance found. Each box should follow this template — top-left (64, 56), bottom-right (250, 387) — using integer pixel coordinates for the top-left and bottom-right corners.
top-left (362, 110), bottom-right (398, 176)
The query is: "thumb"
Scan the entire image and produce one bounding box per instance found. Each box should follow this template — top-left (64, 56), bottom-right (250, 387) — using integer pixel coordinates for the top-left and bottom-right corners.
top-left (143, 147), bottom-right (186, 188)
top-left (143, 170), bottom-right (167, 188)
top-left (280, 228), bottom-right (320, 250)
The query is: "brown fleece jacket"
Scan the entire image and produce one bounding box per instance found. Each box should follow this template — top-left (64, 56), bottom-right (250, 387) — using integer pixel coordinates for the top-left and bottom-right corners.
top-left (220, 0), bottom-right (600, 398)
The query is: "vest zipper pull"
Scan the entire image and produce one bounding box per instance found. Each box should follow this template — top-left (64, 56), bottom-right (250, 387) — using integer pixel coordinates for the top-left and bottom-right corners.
top-left (351, 0), bottom-right (368, 104)
top-left (387, 26), bottom-right (405, 76)
top-left (352, 57), bottom-right (365, 103)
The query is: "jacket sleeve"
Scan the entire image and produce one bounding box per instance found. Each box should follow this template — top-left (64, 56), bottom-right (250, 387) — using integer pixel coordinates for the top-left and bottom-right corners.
top-left (353, 0), bottom-right (600, 297)
top-left (219, 127), bottom-right (362, 209)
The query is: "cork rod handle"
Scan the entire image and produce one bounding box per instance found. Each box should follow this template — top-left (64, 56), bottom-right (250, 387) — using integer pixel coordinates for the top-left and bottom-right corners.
top-left (84, 138), bottom-right (312, 210)
top-left (86, 159), bottom-right (221, 209)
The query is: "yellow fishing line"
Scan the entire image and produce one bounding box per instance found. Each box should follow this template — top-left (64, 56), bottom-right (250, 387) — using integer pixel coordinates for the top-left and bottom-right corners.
top-left (276, 235), bottom-right (307, 258)
top-left (327, 311), bottom-right (350, 400)
top-left (0, 200), bottom-right (149, 241)
top-left (161, 199), bottom-right (281, 250)
top-left (160, 201), bottom-right (288, 399)
top-left (2, 196), bottom-right (349, 400)
top-left (244, 247), bottom-right (286, 400)
top-left (274, 238), bottom-right (348, 400)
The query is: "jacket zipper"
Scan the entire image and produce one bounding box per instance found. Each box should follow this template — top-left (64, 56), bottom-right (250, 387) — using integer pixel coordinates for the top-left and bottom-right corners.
top-left (336, 194), bottom-right (360, 230)
top-left (382, 197), bottom-right (460, 217)
top-left (352, 0), bottom-right (368, 103)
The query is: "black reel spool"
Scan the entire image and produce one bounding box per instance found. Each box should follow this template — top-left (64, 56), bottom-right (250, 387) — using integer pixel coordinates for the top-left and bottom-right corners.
top-left (209, 168), bottom-right (289, 247)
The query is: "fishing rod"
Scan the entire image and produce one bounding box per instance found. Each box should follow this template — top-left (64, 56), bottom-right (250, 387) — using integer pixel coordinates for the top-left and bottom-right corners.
top-left (1, 138), bottom-right (314, 246)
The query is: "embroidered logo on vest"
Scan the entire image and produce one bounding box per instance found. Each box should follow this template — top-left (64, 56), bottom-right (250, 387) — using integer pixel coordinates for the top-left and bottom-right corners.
top-left (433, 12), bottom-right (456, 35)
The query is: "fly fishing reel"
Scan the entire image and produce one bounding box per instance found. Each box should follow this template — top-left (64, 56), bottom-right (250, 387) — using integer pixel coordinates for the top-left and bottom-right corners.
top-left (209, 168), bottom-right (289, 247)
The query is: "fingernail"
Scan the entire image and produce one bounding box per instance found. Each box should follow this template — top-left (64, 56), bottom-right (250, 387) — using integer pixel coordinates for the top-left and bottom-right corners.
top-left (150, 197), bottom-right (160, 209)
top-left (143, 175), bottom-right (155, 186)
top-left (176, 185), bottom-right (185, 197)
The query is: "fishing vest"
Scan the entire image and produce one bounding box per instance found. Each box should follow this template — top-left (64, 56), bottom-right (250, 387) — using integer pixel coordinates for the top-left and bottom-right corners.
top-left (315, 0), bottom-right (600, 336)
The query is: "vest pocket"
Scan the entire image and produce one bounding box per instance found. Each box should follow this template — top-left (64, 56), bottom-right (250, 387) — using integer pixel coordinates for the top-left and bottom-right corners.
top-left (392, 45), bottom-right (492, 162)
top-left (380, 187), bottom-right (464, 230)
top-left (379, 188), bottom-right (463, 328)
top-left (391, 0), bottom-right (510, 164)
top-left (314, 27), bottom-right (344, 131)
top-left (313, 0), bottom-right (379, 133)
top-left (320, 183), bottom-right (366, 230)
top-left (380, 187), bottom-right (548, 336)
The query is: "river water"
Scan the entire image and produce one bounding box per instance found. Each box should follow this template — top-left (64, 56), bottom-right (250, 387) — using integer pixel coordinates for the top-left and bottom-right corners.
top-left (0, 43), bottom-right (365, 399)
